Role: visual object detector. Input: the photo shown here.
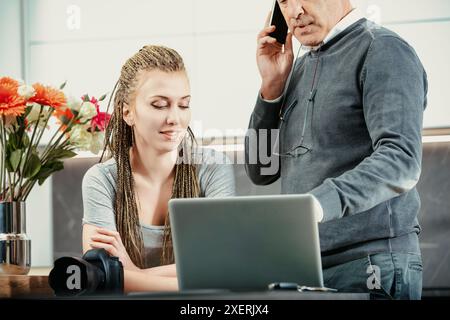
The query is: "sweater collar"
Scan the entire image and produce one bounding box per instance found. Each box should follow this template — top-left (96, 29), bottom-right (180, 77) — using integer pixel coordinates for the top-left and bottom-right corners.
top-left (304, 7), bottom-right (365, 52)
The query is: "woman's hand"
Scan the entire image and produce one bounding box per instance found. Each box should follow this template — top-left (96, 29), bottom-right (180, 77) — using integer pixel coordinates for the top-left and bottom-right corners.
top-left (88, 227), bottom-right (140, 271)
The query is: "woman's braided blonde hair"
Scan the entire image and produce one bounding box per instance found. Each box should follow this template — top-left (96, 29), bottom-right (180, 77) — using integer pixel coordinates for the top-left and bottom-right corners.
top-left (101, 45), bottom-right (200, 267)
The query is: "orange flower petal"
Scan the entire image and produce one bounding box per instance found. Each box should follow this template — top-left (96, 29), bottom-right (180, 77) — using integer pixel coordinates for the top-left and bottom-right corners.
top-left (29, 83), bottom-right (67, 109)
top-left (0, 77), bottom-right (26, 117)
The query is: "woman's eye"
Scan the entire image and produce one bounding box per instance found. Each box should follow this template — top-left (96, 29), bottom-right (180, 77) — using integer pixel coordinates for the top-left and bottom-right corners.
top-left (179, 105), bottom-right (190, 109)
top-left (151, 102), bottom-right (168, 108)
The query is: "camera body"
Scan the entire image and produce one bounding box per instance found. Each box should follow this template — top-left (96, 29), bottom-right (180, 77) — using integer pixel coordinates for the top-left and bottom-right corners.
top-left (48, 248), bottom-right (124, 296)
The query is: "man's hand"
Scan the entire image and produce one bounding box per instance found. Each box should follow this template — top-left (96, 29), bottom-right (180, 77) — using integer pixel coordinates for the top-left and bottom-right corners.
top-left (257, 12), bottom-right (294, 100)
top-left (88, 227), bottom-right (140, 271)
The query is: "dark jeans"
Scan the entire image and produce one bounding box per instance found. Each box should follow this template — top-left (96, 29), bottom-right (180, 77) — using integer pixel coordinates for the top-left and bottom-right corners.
top-left (323, 253), bottom-right (423, 300)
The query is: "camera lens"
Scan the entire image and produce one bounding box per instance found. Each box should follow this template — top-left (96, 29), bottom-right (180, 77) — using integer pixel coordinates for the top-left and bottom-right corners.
top-left (49, 256), bottom-right (104, 296)
top-left (48, 249), bottom-right (123, 297)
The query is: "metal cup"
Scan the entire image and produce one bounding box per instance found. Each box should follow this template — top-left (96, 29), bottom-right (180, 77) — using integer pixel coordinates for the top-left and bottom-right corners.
top-left (0, 201), bottom-right (31, 275)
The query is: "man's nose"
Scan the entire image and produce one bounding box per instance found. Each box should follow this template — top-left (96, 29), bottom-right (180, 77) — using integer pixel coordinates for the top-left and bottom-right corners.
top-left (287, 0), bottom-right (304, 19)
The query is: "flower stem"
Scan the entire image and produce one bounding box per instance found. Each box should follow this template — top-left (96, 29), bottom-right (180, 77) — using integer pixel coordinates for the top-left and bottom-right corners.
top-left (1, 116), bottom-right (14, 201)
top-left (33, 107), bottom-right (54, 153)
top-left (0, 117), bottom-right (5, 200)
top-left (22, 117), bottom-right (75, 201)
top-left (40, 117), bottom-right (75, 163)
top-left (17, 105), bottom-right (43, 200)
top-left (22, 180), bottom-right (34, 201)
top-left (7, 170), bottom-right (14, 201)
top-left (21, 179), bottom-right (33, 201)
top-left (40, 120), bottom-right (66, 158)
top-left (2, 118), bottom-right (9, 200)
top-left (23, 136), bottom-right (72, 201)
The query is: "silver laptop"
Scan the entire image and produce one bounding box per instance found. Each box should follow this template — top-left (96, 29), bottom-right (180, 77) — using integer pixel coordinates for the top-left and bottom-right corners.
top-left (168, 194), bottom-right (324, 291)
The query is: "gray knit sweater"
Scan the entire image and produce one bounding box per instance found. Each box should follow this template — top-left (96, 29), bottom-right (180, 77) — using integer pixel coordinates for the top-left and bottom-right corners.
top-left (245, 18), bottom-right (428, 268)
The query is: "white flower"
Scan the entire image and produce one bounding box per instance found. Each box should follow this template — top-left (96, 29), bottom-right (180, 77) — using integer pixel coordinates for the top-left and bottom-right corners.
top-left (70, 128), bottom-right (104, 154)
top-left (66, 95), bottom-right (82, 112)
top-left (26, 103), bottom-right (51, 128)
top-left (69, 125), bottom-right (92, 150)
top-left (78, 101), bottom-right (97, 122)
top-left (89, 131), bottom-right (105, 155)
top-left (18, 84), bottom-right (36, 99)
top-left (26, 103), bottom-right (41, 122)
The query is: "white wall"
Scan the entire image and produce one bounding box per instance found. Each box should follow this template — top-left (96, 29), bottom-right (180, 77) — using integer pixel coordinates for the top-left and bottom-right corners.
top-left (0, 0), bottom-right (23, 79)
top-left (26, 179), bottom-right (53, 267)
top-left (352, 0), bottom-right (450, 128)
top-left (22, 0), bottom-right (450, 135)
top-left (23, 0), bottom-right (270, 140)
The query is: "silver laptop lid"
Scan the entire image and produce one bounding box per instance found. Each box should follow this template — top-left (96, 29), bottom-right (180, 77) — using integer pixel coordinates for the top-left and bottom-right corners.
top-left (169, 194), bottom-right (324, 291)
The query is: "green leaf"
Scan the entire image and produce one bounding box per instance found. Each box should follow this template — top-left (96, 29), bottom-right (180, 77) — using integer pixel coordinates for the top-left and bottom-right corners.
top-left (38, 177), bottom-right (47, 186)
top-left (24, 105), bottom-right (33, 118)
top-left (9, 149), bottom-right (22, 172)
top-left (36, 161), bottom-right (64, 185)
top-left (23, 153), bottom-right (41, 179)
top-left (59, 81), bottom-right (67, 90)
top-left (8, 132), bottom-right (20, 150)
top-left (21, 133), bottom-right (30, 148)
top-left (5, 155), bottom-right (13, 172)
top-left (82, 94), bottom-right (90, 102)
top-left (46, 148), bottom-right (77, 161)
top-left (98, 94), bottom-right (107, 101)
top-left (16, 117), bottom-right (27, 135)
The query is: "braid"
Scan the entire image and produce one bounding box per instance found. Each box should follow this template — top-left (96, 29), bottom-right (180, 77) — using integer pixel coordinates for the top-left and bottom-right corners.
top-left (161, 129), bottom-right (200, 265)
top-left (101, 45), bottom-right (199, 268)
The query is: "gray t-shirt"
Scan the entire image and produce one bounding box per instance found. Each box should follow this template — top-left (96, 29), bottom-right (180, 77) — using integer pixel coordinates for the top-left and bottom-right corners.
top-left (82, 147), bottom-right (236, 268)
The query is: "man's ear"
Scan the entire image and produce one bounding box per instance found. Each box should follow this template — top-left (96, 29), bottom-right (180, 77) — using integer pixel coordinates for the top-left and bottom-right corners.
top-left (122, 103), bottom-right (134, 126)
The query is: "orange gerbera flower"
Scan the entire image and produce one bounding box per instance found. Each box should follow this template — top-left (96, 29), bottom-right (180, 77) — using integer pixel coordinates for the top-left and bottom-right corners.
top-left (54, 107), bottom-right (80, 131)
top-left (0, 77), bottom-right (26, 116)
top-left (29, 83), bottom-right (67, 109)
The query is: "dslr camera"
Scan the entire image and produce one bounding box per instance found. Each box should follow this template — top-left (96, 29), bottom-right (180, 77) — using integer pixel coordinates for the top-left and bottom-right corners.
top-left (48, 248), bottom-right (124, 296)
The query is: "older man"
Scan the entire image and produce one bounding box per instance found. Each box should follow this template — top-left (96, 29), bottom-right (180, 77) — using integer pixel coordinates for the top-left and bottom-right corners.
top-left (245, 0), bottom-right (428, 299)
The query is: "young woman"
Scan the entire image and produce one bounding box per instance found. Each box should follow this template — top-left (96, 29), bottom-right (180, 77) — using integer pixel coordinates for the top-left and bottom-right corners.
top-left (81, 45), bottom-right (235, 292)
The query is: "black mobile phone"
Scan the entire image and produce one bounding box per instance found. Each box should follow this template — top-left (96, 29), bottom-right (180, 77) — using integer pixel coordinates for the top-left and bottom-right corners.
top-left (269, 0), bottom-right (289, 44)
